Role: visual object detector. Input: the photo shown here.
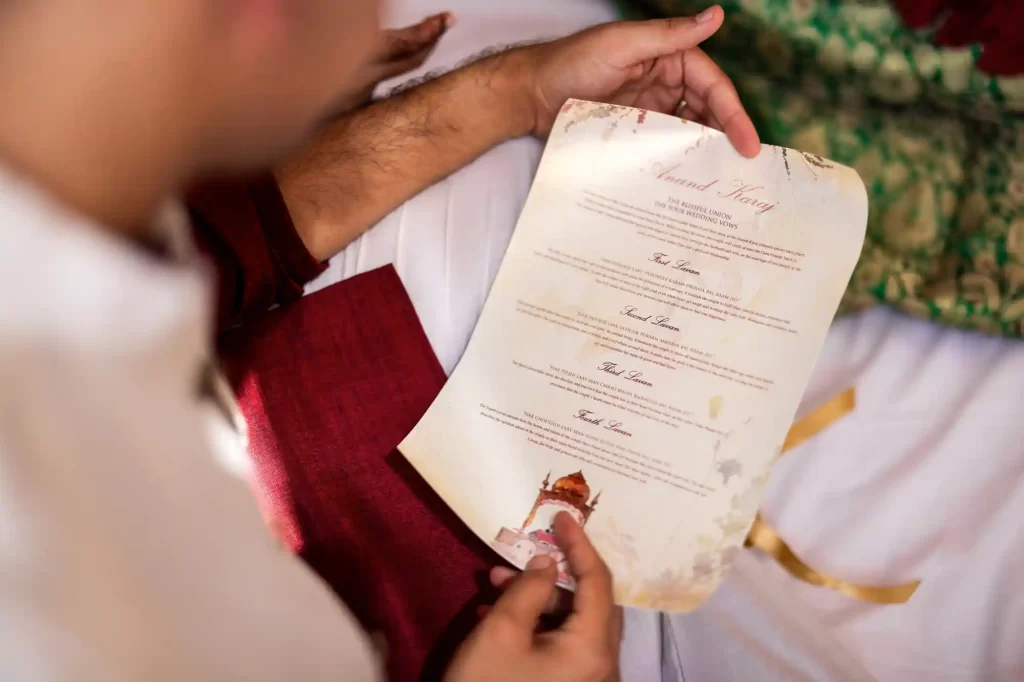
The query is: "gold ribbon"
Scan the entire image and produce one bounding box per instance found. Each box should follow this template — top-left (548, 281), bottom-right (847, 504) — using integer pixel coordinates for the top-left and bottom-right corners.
top-left (744, 388), bottom-right (921, 604)
top-left (779, 388), bottom-right (857, 454)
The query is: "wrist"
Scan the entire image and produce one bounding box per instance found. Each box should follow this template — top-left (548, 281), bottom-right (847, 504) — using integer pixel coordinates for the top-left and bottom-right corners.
top-left (472, 48), bottom-right (541, 139)
top-left (273, 166), bottom-right (329, 262)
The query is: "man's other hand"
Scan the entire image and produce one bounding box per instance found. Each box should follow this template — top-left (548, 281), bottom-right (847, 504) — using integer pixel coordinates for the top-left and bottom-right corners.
top-left (334, 12), bottom-right (452, 113)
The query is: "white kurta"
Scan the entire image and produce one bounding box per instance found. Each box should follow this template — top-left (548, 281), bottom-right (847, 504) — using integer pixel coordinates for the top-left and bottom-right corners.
top-left (0, 166), bottom-right (379, 682)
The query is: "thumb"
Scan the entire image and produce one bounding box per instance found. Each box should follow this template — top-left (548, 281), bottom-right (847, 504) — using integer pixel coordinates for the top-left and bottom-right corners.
top-left (487, 555), bottom-right (559, 632)
top-left (604, 6), bottom-right (724, 67)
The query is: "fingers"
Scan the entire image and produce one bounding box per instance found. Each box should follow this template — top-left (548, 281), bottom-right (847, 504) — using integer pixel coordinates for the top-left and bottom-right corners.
top-left (678, 89), bottom-right (724, 132)
top-left (490, 565), bottom-right (518, 588)
top-left (602, 6), bottom-right (724, 68)
top-left (553, 512), bottom-right (614, 631)
top-left (380, 12), bottom-right (453, 62)
top-left (486, 555), bottom-right (559, 635)
top-left (679, 48), bottom-right (760, 157)
top-left (598, 13), bottom-right (761, 158)
top-left (490, 565), bottom-right (573, 614)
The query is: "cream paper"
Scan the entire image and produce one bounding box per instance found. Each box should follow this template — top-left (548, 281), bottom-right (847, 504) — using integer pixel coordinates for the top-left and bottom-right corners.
top-left (399, 99), bottom-right (867, 611)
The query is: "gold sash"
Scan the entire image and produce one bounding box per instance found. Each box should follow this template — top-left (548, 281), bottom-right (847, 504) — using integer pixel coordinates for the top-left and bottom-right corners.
top-left (743, 389), bottom-right (921, 604)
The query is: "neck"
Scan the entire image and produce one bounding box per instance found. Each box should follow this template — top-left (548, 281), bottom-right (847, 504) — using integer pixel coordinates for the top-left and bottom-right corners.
top-left (0, 6), bottom-right (200, 236)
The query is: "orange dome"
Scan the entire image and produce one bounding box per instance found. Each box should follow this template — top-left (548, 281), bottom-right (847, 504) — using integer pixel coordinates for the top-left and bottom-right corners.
top-left (552, 471), bottom-right (590, 502)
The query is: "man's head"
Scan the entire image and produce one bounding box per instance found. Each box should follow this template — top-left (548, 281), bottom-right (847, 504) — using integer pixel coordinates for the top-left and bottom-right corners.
top-left (194, 0), bottom-right (383, 171)
top-left (0, 0), bottom-right (381, 184)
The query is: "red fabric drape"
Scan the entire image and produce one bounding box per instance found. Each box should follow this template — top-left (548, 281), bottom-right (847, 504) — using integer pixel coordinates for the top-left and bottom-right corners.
top-left (186, 180), bottom-right (492, 679)
top-left (219, 266), bottom-right (492, 681)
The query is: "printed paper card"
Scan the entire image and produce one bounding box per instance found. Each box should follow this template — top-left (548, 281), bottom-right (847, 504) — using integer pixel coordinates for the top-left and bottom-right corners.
top-left (399, 99), bottom-right (867, 611)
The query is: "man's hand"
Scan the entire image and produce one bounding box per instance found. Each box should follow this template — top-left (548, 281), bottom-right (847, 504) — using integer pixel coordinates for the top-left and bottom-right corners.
top-left (333, 13), bottom-right (452, 114)
top-left (444, 513), bottom-right (623, 682)
top-left (278, 9), bottom-right (759, 262)
top-left (517, 6), bottom-right (760, 157)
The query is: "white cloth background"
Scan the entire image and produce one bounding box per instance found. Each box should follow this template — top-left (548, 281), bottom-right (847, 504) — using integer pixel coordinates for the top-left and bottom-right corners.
top-left (675, 309), bottom-right (1024, 682)
top-left (308, 1), bottom-right (1024, 680)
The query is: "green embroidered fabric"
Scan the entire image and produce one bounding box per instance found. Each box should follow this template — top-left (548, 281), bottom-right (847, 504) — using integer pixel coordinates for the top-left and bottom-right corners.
top-left (616, 0), bottom-right (1024, 337)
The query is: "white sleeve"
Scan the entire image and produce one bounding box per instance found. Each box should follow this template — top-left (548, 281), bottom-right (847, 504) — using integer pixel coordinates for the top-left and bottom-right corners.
top-left (0, 346), bottom-right (381, 682)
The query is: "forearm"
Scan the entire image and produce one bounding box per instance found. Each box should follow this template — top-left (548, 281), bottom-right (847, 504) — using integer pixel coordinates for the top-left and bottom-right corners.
top-left (276, 49), bottom-right (536, 262)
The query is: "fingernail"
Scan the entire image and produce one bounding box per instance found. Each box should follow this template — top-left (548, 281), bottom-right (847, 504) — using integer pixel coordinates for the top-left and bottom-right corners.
top-left (443, 12), bottom-right (456, 29)
top-left (526, 555), bottom-right (554, 572)
top-left (696, 5), bottom-right (720, 22)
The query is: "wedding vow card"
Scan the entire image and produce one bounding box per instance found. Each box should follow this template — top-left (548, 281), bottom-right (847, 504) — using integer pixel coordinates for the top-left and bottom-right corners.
top-left (399, 100), bottom-right (868, 611)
